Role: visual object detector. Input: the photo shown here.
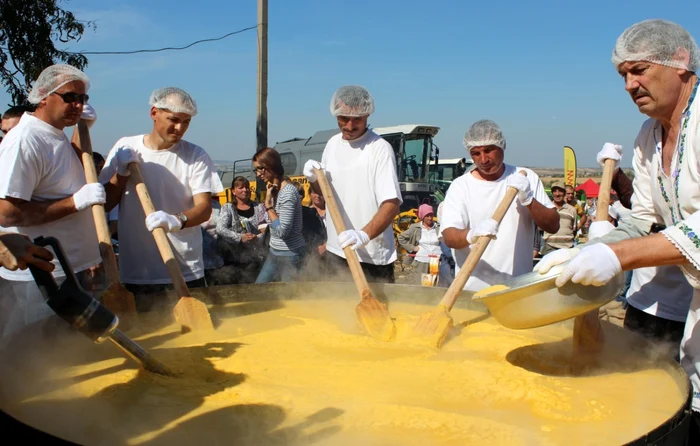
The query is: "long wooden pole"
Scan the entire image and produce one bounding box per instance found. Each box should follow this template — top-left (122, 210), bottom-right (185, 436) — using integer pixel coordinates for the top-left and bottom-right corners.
top-left (256, 0), bottom-right (268, 152)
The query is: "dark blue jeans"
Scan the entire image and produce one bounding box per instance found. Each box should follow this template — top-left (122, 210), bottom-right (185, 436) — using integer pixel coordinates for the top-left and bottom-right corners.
top-left (255, 249), bottom-right (304, 283)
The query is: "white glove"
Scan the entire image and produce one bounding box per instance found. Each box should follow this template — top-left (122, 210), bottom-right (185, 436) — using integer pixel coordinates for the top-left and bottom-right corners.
top-left (72, 183), bottom-right (106, 211)
top-left (466, 218), bottom-right (498, 244)
top-left (98, 147), bottom-right (141, 182)
top-left (114, 147), bottom-right (141, 176)
top-left (81, 104), bottom-right (97, 121)
top-left (146, 211), bottom-right (182, 233)
top-left (534, 247), bottom-right (580, 274)
top-left (596, 142), bottom-right (623, 169)
top-left (588, 221), bottom-right (616, 240)
top-left (555, 243), bottom-right (622, 287)
top-left (303, 160), bottom-right (323, 182)
top-left (506, 174), bottom-right (533, 206)
top-left (339, 229), bottom-right (370, 250)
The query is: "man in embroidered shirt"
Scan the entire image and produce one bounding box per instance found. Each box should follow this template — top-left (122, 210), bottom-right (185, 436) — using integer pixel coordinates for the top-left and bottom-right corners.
top-left (534, 19), bottom-right (700, 440)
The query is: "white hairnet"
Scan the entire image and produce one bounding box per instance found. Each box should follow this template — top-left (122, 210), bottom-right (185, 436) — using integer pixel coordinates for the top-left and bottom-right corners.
top-left (27, 64), bottom-right (90, 104)
top-left (612, 19), bottom-right (700, 72)
top-left (149, 87), bottom-right (198, 116)
top-left (463, 120), bottom-right (506, 151)
top-left (330, 85), bottom-right (374, 117)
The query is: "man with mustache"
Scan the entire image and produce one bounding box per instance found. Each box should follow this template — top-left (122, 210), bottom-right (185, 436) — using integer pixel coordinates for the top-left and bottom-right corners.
top-left (302, 85), bottom-right (402, 283)
top-left (0, 64), bottom-right (105, 342)
top-left (535, 19), bottom-right (700, 439)
top-left (100, 88), bottom-right (223, 310)
top-left (440, 120), bottom-right (559, 291)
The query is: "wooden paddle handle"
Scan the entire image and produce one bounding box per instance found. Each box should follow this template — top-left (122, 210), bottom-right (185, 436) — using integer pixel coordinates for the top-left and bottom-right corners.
top-left (75, 121), bottom-right (121, 285)
top-left (128, 162), bottom-right (191, 298)
top-left (439, 170), bottom-right (527, 310)
top-left (313, 168), bottom-right (371, 293)
top-left (596, 159), bottom-right (616, 221)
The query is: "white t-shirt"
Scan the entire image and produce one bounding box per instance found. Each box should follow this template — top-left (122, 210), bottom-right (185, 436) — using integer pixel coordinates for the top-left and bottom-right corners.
top-left (321, 130), bottom-right (402, 265)
top-left (0, 113), bottom-right (100, 280)
top-left (608, 201), bottom-right (631, 223)
top-left (103, 135), bottom-right (224, 284)
top-left (441, 164), bottom-right (554, 291)
top-left (626, 265), bottom-right (693, 322)
top-left (415, 226), bottom-right (441, 262)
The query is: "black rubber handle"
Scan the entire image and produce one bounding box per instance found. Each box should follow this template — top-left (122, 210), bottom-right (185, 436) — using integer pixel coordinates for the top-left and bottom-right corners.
top-left (27, 236), bottom-right (117, 342)
top-left (27, 236), bottom-right (69, 299)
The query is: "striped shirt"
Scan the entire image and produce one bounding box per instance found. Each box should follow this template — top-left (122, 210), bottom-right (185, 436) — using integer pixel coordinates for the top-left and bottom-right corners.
top-left (269, 184), bottom-right (306, 253)
top-left (543, 203), bottom-right (577, 249)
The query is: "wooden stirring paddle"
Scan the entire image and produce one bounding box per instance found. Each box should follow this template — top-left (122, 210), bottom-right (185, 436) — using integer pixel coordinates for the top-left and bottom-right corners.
top-left (127, 162), bottom-right (214, 332)
top-left (412, 171), bottom-right (527, 348)
top-left (313, 167), bottom-right (396, 341)
top-left (571, 158), bottom-right (616, 364)
top-left (74, 121), bottom-right (137, 321)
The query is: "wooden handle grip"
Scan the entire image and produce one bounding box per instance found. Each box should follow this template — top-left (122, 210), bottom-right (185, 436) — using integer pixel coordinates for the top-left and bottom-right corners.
top-left (440, 170), bottom-right (527, 310)
top-left (75, 122), bottom-right (120, 284)
top-left (596, 159), bottom-right (617, 222)
top-left (313, 168), bottom-right (371, 293)
top-left (128, 163), bottom-right (190, 298)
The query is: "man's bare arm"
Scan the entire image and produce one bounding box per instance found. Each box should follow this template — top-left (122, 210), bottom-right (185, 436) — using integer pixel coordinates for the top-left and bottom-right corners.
top-left (179, 193), bottom-right (213, 229)
top-left (361, 198), bottom-right (400, 240)
top-left (103, 173), bottom-right (129, 212)
top-left (610, 233), bottom-right (686, 269)
top-left (0, 196), bottom-right (77, 227)
top-left (529, 200), bottom-right (559, 234)
top-left (442, 227), bottom-right (470, 250)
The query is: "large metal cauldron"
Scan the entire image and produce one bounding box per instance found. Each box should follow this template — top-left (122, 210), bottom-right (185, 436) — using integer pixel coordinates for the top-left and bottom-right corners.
top-left (0, 282), bottom-right (693, 445)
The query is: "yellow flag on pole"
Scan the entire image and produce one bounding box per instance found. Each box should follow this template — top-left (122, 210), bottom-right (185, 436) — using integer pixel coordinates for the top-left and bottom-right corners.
top-left (564, 146), bottom-right (577, 187)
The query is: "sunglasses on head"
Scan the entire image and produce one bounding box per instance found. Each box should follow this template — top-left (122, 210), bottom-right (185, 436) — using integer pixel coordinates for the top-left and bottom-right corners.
top-left (52, 91), bottom-right (90, 105)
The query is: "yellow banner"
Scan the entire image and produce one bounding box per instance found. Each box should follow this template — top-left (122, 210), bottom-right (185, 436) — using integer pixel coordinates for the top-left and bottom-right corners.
top-left (563, 146), bottom-right (577, 187)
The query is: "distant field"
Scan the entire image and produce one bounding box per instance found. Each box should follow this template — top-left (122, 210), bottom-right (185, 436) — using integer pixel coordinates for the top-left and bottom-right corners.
top-left (533, 167), bottom-right (635, 189)
top-left (214, 164), bottom-right (635, 190)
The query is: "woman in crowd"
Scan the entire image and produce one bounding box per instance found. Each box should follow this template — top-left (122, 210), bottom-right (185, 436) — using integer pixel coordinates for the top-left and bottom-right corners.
top-left (398, 204), bottom-right (442, 284)
top-left (201, 194), bottom-right (226, 285)
top-left (307, 188), bottom-right (327, 256)
top-left (253, 148), bottom-right (305, 283)
top-left (295, 184), bottom-right (327, 276)
top-left (216, 176), bottom-right (267, 283)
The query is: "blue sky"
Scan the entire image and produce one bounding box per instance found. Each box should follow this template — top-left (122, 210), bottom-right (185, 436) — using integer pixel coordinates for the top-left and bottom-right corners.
top-left (3, 0), bottom-right (700, 167)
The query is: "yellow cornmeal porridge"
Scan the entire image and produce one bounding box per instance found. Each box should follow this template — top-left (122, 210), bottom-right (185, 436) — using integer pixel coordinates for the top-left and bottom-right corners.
top-left (1, 300), bottom-right (687, 446)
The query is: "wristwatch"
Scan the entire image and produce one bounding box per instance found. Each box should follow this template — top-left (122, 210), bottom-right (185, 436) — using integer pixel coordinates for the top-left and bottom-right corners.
top-left (176, 212), bottom-right (188, 228)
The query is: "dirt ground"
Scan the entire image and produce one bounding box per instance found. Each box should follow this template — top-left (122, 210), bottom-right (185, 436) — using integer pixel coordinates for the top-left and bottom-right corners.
top-left (394, 261), bottom-right (423, 286)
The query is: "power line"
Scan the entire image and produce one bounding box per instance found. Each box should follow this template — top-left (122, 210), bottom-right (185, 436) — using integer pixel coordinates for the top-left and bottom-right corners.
top-left (71, 25), bottom-right (258, 56)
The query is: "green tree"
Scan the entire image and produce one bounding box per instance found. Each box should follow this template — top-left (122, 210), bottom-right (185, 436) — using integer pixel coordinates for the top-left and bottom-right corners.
top-left (0, 0), bottom-right (93, 105)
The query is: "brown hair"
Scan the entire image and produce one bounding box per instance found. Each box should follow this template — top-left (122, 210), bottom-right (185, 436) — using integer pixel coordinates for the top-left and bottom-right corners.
top-left (2, 105), bottom-right (33, 120)
top-left (292, 181), bottom-right (305, 198)
top-left (252, 147), bottom-right (284, 178)
top-left (232, 176), bottom-right (249, 189)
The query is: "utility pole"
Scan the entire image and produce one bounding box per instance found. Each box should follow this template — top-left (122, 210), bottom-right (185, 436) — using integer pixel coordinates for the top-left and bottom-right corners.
top-left (256, 0), bottom-right (268, 152)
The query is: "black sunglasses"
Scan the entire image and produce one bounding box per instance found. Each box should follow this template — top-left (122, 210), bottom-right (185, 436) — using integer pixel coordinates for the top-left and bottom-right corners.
top-left (52, 91), bottom-right (90, 105)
